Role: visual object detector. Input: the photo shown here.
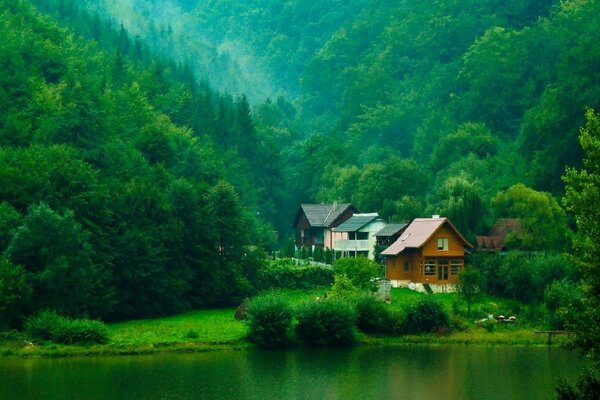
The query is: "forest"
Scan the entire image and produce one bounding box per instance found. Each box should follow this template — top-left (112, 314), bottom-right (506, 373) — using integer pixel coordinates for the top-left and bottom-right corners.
top-left (1, 0), bottom-right (600, 327)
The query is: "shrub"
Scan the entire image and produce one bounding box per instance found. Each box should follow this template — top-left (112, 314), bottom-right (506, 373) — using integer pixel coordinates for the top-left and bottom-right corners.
top-left (333, 257), bottom-right (379, 289)
top-left (328, 274), bottom-right (360, 300)
top-left (255, 259), bottom-right (334, 290)
top-left (25, 310), bottom-right (108, 345)
top-left (449, 315), bottom-right (470, 332)
top-left (544, 279), bottom-right (583, 330)
top-left (246, 294), bottom-right (293, 348)
top-left (355, 296), bottom-right (398, 335)
top-left (184, 330), bottom-right (199, 339)
top-left (401, 297), bottom-right (450, 334)
top-left (296, 299), bottom-right (356, 346)
top-left (555, 369), bottom-right (600, 400)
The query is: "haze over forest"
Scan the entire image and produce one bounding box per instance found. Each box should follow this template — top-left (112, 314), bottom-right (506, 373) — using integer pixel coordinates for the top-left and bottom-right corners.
top-left (1, 0), bottom-right (599, 321)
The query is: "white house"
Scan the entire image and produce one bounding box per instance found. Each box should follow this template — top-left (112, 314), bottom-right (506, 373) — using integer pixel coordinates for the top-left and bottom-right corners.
top-left (333, 213), bottom-right (387, 260)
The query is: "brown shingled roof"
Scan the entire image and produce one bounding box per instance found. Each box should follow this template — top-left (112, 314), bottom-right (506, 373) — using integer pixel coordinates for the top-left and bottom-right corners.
top-left (381, 217), bottom-right (472, 256)
top-left (476, 218), bottom-right (522, 252)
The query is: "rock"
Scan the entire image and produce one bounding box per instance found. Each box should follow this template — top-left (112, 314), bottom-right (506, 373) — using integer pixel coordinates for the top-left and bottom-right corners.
top-left (235, 298), bottom-right (250, 320)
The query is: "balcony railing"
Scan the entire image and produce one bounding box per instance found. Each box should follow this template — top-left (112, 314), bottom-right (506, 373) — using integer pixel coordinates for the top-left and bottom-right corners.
top-left (334, 239), bottom-right (371, 252)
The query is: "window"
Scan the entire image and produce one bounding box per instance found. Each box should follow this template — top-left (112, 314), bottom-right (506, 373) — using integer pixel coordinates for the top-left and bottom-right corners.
top-left (404, 261), bottom-right (409, 273)
top-left (437, 238), bottom-right (449, 251)
top-left (451, 259), bottom-right (462, 275)
top-left (424, 259), bottom-right (436, 276)
top-left (356, 232), bottom-right (369, 240)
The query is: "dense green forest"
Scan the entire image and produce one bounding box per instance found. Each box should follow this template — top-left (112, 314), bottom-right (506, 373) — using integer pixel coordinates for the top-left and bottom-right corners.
top-left (74, 0), bottom-right (599, 231)
top-left (1, 0), bottom-right (600, 326)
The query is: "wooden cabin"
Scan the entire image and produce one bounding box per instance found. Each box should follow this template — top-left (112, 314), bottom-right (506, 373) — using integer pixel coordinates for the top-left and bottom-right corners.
top-left (381, 217), bottom-right (473, 286)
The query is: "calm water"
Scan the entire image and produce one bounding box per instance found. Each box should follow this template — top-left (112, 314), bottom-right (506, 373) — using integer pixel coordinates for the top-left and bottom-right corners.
top-left (0, 346), bottom-right (587, 400)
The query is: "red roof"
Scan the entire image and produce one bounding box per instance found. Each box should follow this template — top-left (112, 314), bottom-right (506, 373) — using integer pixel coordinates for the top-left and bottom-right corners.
top-left (381, 217), bottom-right (472, 256)
top-left (476, 218), bottom-right (522, 251)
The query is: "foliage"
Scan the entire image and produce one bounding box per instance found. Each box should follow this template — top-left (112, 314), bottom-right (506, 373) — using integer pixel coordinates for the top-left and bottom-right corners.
top-left (246, 294), bottom-right (293, 348)
top-left (456, 267), bottom-right (482, 317)
top-left (0, 258), bottom-right (32, 329)
top-left (355, 296), bottom-right (398, 335)
top-left (328, 274), bottom-right (360, 300)
top-left (333, 257), bottom-right (379, 289)
top-left (4, 203), bottom-right (113, 318)
top-left (544, 280), bottom-right (582, 330)
top-left (563, 109), bottom-right (600, 367)
top-left (25, 310), bottom-right (109, 345)
top-left (492, 184), bottom-right (569, 251)
top-left (401, 297), bottom-right (450, 334)
top-left (555, 370), bottom-right (600, 400)
top-left (255, 259), bottom-right (334, 290)
top-left (0, 0), bottom-right (285, 322)
top-left (295, 299), bottom-right (356, 346)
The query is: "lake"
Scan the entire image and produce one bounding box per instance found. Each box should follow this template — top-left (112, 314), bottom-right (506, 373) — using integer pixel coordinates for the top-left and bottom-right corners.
top-left (0, 346), bottom-right (587, 400)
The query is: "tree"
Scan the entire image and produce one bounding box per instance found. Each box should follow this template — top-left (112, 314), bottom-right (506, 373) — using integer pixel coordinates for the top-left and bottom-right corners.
top-left (0, 258), bottom-right (31, 329)
top-left (563, 109), bottom-right (600, 368)
top-left (492, 183), bottom-right (568, 251)
top-left (333, 257), bottom-right (379, 290)
top-left (436, 174), bottom-right (486, 241)
top-left (3, 203), bottom-right (113, 318)
top-left (457, 267), bottom-right (482, 317)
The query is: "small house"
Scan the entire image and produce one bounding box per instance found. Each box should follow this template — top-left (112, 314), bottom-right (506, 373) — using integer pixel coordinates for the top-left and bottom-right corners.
top-left (332, 213), bottom-right (387, 259)
top-left (381, 216), bottom-right (473, 287)
top-left (375, 222), bottom-right (409, 248)
top-left (293, 203), bottom-right (357, 249)
top-left (476, 218), bottom-right (522, 252)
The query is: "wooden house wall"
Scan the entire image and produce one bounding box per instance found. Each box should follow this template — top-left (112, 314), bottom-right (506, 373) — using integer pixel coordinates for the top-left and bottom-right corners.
top-left (421, 223), bottom-right (466, 257)
top-left (385, 222), bottom-right (466, 284)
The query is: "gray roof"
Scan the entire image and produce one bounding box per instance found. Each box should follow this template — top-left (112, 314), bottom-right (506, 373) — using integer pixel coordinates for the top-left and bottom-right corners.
top-left (333, 213), bottom-right (379, 232)
top-left (300, 203), bottom-right (354, 227)
top-left (375, 222), bottom-right (409, 237)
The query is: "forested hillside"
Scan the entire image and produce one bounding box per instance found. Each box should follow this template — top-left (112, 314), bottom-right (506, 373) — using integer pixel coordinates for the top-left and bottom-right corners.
top-left (0, 0), bottom-right (288, 324)
top-left (54, 1), bottom-right (600, 218)
top-left (1, 0), bottom-right (599, 325)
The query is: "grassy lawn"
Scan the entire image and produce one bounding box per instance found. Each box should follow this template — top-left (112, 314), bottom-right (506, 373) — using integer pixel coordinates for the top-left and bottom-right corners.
top-left (109, 308), bottom-right (248, 345)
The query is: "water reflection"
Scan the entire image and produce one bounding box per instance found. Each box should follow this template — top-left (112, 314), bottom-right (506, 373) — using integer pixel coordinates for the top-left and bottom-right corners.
top-left (0, 346), bottom-right (587, 400)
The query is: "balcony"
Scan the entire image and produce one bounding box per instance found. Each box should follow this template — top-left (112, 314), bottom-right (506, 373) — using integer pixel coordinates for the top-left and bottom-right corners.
top-left (334, 239), bottom-right (371, 252)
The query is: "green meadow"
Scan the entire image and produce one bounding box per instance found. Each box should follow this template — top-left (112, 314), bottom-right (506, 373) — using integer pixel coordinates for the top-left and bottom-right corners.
top-left (0, 288), bottom-right (559, 358)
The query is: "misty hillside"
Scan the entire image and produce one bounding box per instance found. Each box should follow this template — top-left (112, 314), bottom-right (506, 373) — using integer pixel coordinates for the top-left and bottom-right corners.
top-left (1, 0), bottom-right (599, 326)
top-left (15, 0), bottom-right (600, 239)
top-left (61, 0), bottom-right (369, 101)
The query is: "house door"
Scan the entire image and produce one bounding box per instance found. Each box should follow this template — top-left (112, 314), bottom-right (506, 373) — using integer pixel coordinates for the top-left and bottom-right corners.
top-left (438, 259), bottom-right (449, 281)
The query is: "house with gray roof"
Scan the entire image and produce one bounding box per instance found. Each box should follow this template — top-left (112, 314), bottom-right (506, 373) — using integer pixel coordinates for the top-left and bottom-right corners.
top-left (293, 203), bottom-right (357, 249)
top-left (333, 213), bottom-right (386, 259)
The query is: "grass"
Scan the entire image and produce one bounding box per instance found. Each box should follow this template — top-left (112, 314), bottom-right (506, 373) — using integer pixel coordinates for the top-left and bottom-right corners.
top-left (0, 288), bottom-right (560, 357)
top-left (109, 308), bottom-right (248, 345)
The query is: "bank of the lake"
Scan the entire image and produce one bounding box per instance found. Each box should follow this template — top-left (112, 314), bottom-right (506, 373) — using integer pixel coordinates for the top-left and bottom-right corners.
top-left (0, 315), bottom-right (565, 358)
top-left (0, 289), bottom-right (568, 358)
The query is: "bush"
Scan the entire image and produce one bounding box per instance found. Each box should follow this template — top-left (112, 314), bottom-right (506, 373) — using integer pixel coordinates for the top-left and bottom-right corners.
top-left (296, 299), bottom-right (356, 346)
top-left (544, 279), bottom-right (583, 330)
top-left (24, 310), bottom-right (109, 345)
top-left (256, 259), bottom-right (334, 290)
top-left (246, 294), bottom-right (293, 348)
top-left (355, 296), bottom-right (398, 335)
top-left (328, 274), bottom-right (360, 300)
top-left (555, 369), bottom-right (600, 400)
top-left (333, 257), bottom-right (380, 289)
top-left (401, 297), bottom-right (450, 334)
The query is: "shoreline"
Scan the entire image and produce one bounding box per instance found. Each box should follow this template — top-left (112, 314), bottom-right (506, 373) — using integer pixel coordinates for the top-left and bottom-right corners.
top-left (0, 329), bottom-right (568, 359)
